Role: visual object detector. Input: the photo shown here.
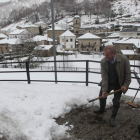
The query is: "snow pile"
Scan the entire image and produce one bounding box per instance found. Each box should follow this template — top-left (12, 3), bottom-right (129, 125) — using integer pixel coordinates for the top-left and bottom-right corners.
top-left (0, 82), bottom-right (102, 140)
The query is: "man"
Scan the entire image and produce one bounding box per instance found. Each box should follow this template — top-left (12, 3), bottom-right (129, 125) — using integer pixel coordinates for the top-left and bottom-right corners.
top-left (94, 45), bottom-right (131, 127)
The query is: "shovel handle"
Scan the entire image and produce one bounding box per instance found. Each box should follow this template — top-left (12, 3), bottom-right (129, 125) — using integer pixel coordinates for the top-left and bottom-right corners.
top-left (89, 89), bottom-right (122, 103)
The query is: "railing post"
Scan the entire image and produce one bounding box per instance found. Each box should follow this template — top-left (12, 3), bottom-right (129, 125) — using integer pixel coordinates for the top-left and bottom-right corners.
top-left (26, 62), bottom-right (30, 84)
top-left (86, 60), bottom-right (89, 86)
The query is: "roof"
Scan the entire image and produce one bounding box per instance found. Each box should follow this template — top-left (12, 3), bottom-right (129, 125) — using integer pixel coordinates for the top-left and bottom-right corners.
top-left (121, 50), bottom-right (135, 55)
top-left (48, 26), bottom-right (64, 31)
top-left (0, 38), bottom-right (21, 45)
top-left (121, 26), bottom-right (138, 32)
top-left (34, 45), bottom-right (53, 50)
top-left (60, 30), bottom-right (75, 37)
top-left (114, 38), bottom-right (140, 48)
top-left (32, 35), bottom-right (53, 42)
top-left (74, 15), bottom-right (80, 18)
top-left (77, 33), bottom-right (101, 39)
top-left (35, 21), bottom-right (46, 25)
top-left (9, 29), bottom-right (27, 35)
top-left (18, 24), bottom-right (39, 28)
top-left (0, 34), bottom-right (7, 38)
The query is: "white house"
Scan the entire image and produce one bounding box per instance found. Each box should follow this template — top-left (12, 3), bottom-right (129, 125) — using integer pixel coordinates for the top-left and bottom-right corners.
top-left (9, 29), bottom-right (33, 40)
top-left (59, 30), bottom-right (76, 50)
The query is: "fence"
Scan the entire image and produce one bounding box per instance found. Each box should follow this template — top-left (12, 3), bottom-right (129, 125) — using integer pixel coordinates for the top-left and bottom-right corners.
top-left (0, 60), bottom-right (139, 91)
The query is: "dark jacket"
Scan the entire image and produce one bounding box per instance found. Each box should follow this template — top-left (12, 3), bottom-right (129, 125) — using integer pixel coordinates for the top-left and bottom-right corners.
top-left (100, 54), bottom-right (131, 92)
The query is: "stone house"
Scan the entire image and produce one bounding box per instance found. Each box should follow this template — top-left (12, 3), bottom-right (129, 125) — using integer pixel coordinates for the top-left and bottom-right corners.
top-left (120, 25), bottom-right (140, 38)
top-left (59, 30), bottom-right (76, 51)
top-left (17, 24), bottom-right (39, 35)
top-left (9, 29), bottom-right (33, 40)
top-left (34, 45), bottom-right (53, 57)
top-left (32, 35), bottom-right (53, 46)
top-left (0, 38), bottom-right (22, 54)
top-left (47, 26), bottom-right (65, 44)
top-left (77, 33), bottom-right (101, 52)
top-left (34, 21), bottom-right (47, 30)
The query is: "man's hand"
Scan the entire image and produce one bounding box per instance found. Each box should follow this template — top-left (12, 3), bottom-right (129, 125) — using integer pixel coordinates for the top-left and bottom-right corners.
top-left (102, 91), bottom-right (107, 98)
top-left (121, 86), bottom-right (127, 92)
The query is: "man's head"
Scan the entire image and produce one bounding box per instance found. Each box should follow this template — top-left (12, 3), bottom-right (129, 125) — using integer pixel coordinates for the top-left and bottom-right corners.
top-left (104, 45), bottom-right (116, 62)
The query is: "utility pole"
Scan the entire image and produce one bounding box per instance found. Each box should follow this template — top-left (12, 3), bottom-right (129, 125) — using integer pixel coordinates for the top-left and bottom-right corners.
top-left (51, 0), bottom-right (57, 84)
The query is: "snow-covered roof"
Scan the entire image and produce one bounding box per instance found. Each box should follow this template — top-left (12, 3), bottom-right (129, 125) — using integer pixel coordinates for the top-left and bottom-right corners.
top-left (0, 34), bottom-right (7, 38)
top-left (115, 38), bottom-right (140, 48)
top-left (48, 26), bottom-right (64, 31)
top-left (0, 38), bottom-right (21, 45)
top-left (60, 30), bottom-right (75, 37)
top-left (74, 15), bottom-right (80, 18)
top-left (34, 45), bottom-right (53, 50)
top-left (32, 35), bottom-right (53, 42)
top-left (121, 50), bottom-right (135, 55)
top-left (77, 33), bottom-right (101, 39)
top-left (18, 24), bottom-right (39, 28)
top-left (35, 21), bottom-right (46, 25)
top-left (108, 32), bottom-right (120, 38)
top-left (9, 29), bottom-right (27, 35)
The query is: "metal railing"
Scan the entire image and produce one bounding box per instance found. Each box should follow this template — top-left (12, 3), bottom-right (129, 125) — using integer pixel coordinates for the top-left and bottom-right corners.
top-left (0, 60), bottom-right (139, 91)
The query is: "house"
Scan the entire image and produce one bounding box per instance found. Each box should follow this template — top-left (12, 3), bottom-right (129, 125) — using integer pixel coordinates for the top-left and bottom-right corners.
top-left (59, 30), bottom-right (76, 51)
top-left (0, 34), bottom-right (7, 40)
top-left (120, 25), bottom-right (140, 38)
top-left (9, 29), bottom-right (33, 40)
top-left (34, 45), bottom-right (53, 57)
top-left (47, 26), bottom-right (65, 44)
top-left (0, 38), bottom-right (22, 54)
top-left (121, 50), bottom-right (137, 60)
top-left (77, 33), bottom-right (101, 52)
top-left (34, 21), bottom-right (47, 30)
top-left (114, 38), bottom-right (140, 59)
top-left (32, 35), bottom-right (53, 46)
top-left (73, 15), bottom-right (112, 38)
top-left (17, 24), bottom-right (39, 35)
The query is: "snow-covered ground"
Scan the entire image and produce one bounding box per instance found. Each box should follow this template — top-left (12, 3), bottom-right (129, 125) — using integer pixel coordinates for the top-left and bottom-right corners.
top-left (0, 53), bottom-right (139, 139)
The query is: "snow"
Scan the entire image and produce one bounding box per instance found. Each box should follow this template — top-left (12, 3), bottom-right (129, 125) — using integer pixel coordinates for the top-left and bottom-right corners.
top-left (0, 0), bottom-right (10, 3)
top-left (0, 53), bottom-right (139, 139)
top-left (34, 45), bottom-right (53, 50)
top-left (77, 33), bottom-right (101, 39)
top-left (9, 29), bottom-right (27, 35)
top-left (60, 30), bottom-right (75, 37)
top-left (0, 33), bottom-right (7, 38)
top-left (48, 26), bottom-right (64, 31)
top-left (33, 35), bottom-right (53, 42)
top-left (0, 38), bottom-right (21, 44)
top-left (115, 38), bottom-right (140, 48)
top-left (121, 50), bottom-right (135, 55)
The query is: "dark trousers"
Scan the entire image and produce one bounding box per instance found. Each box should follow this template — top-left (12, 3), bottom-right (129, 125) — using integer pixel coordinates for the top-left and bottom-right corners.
top-left (99, 84), bottom-right (122, 108)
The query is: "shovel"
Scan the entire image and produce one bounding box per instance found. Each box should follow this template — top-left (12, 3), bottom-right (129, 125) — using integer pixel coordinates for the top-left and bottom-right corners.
top-left (126, 86), bottom-right (140, 108)
top-left (89, 89), bottom-right (122, 103)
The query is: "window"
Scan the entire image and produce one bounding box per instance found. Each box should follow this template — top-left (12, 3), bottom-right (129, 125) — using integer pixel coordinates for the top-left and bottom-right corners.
top-left (76, 31), bottom-right (79, 34)
top-left (70, 39), bottom-right (73, 42)
top-left (66, 39), bottom-right (68, 42)
top-left (95, 42), bottom-right (96, 44)
top-left (62, 39), bottom-right (64, 42)
top-left (126, 47), bottom-right (129, 49)
top-left (89, 31), bottom-right (90, 32)
top-left (89, 42), bottom-right (90, 46)
top-left (137, 33), bottom-right (140, 35)
top-left (71, 45), bottom-right (73, 48)
top-left (76, 20), bottom-right (78, 24)
top-left (94, 48), bottom-right (96, 51)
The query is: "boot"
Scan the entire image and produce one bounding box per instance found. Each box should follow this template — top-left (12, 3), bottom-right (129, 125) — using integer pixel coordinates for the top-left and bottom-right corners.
top-left (109, 106), bottom-right (119, 127)
top-left (94, 107), bottom-right (106, 113)
top-left (94, 99), bottom-right (106, 114)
